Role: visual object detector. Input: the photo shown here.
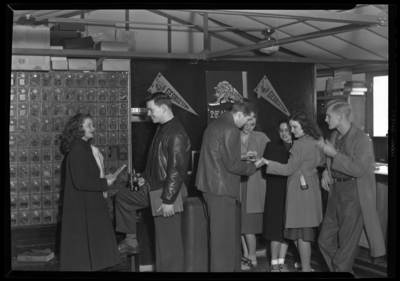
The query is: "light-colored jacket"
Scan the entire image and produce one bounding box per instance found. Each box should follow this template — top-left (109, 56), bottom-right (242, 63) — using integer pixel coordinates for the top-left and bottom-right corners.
top-left (325, 124), bottom-right (386, 257)
top-left (242, 131), bottom-right (270, 213)
top-left (267, 134), bottom-right (324, 228)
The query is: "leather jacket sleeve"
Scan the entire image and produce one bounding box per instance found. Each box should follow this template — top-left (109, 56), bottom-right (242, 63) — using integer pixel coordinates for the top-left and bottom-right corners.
top-left (221, 125), bottom-right (256, 176)
top-left (161, 132), bottom-right (191, 204)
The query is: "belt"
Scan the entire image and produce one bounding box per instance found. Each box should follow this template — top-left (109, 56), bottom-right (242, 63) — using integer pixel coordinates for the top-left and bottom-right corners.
top-left (333, 177), bottom-right (356, 182)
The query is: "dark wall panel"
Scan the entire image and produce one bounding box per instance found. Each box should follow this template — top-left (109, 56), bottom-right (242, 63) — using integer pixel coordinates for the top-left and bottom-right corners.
top-left (130, 59), bottom-right (315, 172)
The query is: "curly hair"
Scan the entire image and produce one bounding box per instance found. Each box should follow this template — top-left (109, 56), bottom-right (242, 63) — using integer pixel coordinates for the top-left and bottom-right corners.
top-left (289, 111), bottom-right (322, 140)
top-left (61, 113), bottom-right (92, 155)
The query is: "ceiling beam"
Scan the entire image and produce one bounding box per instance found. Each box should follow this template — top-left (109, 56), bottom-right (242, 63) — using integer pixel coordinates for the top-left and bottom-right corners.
top-left (12, 48), bottom-right (202, 60)
top-left (181, 9), bottom-right (388, 27)
top-left (214, 55), bottom-right (388, 65)
top-left (205, 23), bottom-right (372, 59)
top-left (12, 48), bottom-right (388, 66)
top-left (205, 15), bottom-right (306, 58)
top-left (148, 9), bottom-right (258, 55)
top-left (203, 12), bottom-right (210, 53)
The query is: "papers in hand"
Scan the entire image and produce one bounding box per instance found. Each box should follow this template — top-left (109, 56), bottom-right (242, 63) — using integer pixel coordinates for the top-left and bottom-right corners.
top-left (112, 164), bottom-right (127, 178)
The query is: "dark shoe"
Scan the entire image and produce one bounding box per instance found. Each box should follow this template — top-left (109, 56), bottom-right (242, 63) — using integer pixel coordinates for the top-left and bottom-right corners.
top-left (118, 240), bottom-right (140, 254)
top-left (279, 263), bottom-right (290, 272)
top-left (241, 258), bottom-right (257, 270)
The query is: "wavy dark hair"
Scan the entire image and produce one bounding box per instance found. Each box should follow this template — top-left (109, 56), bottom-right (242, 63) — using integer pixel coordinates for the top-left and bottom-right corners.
top-left (289, 111), bottom-right (322, 140)
top-left (61, 113), bottom-right (92, 155)
top-left (277, 118), bottom-right (294, 140)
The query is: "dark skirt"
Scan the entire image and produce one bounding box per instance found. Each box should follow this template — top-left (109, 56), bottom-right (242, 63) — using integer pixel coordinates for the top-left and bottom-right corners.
top-left (241, 181), bottom-right (263, 234)
top-left (263, 178), bottom-right (288, 243)
top-left (283, 227), bottom-right (315, 242)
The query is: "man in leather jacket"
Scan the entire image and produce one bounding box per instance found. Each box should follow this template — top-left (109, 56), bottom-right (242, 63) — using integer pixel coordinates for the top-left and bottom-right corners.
top-left (196, 101), bottom-right (264, 272)
top-left (115, 92), bottom-right (191, 272)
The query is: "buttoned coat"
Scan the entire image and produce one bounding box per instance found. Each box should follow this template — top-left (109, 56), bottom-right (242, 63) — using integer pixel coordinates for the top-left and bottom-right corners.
top-left (325, 124), bottom-right (386, 257)
top-left (242, 131), bottom-right (270, 213)
top-left (59, 138), bottom-right (121, 271)
top-left (267, 134), bottom-right (324, 228)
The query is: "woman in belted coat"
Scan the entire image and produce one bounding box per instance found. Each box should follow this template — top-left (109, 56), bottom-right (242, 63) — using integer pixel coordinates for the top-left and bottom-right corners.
top-left (262, 111), bottom-right (324, 272)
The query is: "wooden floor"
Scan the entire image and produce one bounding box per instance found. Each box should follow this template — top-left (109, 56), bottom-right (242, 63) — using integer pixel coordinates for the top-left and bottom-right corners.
top-left (240, 238), bottom-right (388, 278)
top-left (9, 234), bottom-right (388, 277)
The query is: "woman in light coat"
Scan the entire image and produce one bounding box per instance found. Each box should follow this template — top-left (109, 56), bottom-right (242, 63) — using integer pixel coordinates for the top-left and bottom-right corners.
top-left (262, 111), bottom-right (324, 272)
top-left (239, 116), bottom-right (270, 270)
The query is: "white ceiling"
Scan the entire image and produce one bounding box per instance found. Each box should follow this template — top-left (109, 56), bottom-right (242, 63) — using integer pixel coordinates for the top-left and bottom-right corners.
top-left (9, 6), bottom-right (389, 76)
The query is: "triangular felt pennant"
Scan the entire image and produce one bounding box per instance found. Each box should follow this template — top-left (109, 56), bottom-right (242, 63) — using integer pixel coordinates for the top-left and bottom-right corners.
top-left (148, 73), bottom-right (198, 116)
top-left (254, 75), bottom-right (290, 117)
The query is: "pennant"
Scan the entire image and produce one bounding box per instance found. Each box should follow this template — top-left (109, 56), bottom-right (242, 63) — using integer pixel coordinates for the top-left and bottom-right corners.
top-left (254, 75), bottom-right (290, 117)
top-left (148, 73), bottom-right (198, 116)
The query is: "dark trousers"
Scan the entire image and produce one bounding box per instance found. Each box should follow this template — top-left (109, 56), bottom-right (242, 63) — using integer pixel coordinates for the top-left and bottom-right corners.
top-left (115, 185), bottom-right (184, 272)
top-left (318, 181), bottom-right (364, 273)
top-left (202, 192), bottom-right (241, 272)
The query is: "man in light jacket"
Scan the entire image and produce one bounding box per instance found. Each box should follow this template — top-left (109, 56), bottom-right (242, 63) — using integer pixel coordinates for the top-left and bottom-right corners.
top-left (195, 101), bottom-right (264, 272)
top-left (318, 99), bottom-right (386, 273)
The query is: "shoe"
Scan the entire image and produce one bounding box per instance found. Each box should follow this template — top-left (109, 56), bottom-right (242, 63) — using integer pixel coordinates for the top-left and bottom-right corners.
top-left (118, 240), bottom-right (140, 255)
top-left (241, 257), bottom-right (257, 270)
top-left (270, 264), bottom-right (280, 272)
top-left (279, 263), bottom-right (290, 272)
top-left (294, 262), bottom-right (302, 269)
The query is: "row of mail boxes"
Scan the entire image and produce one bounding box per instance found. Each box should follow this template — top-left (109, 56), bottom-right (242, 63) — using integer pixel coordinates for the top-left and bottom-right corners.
top-left (11, 72), bottom-right (129, 88)
top-left (11, 87), bottom-right (128, 102)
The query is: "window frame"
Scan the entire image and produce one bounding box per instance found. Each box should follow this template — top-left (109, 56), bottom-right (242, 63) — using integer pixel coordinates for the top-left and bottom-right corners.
top-left (365, 71), bottom-right (388, 137)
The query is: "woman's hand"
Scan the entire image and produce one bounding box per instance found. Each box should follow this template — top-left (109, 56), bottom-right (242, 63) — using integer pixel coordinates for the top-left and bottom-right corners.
top-left (105, 174), bottom-right (116, 187)
top-left (138, 177), bottom-right (145, 187)
top-left (254, 158), bottom-right (265, 168)
top-left (262, 158), bottom-right (269, 166)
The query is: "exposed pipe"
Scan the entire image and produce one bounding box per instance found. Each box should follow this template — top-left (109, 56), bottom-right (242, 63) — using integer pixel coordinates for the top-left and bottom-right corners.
top-left (17, 15), bottom-right (267, 31)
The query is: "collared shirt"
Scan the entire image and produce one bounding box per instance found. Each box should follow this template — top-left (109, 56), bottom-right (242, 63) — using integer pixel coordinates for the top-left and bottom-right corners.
top-left (331, 124), bottom-right (353, 179)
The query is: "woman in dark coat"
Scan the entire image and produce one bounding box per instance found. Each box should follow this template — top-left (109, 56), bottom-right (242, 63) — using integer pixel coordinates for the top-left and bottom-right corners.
top-left (263, 119), bottom-right (293, 272)
top-left (59, 113), bottom-right (121, 271)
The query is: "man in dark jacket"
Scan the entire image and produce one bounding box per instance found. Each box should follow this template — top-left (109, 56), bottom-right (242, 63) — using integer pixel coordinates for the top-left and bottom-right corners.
top-left (196, 101), bottom-right (264, 272)
top-left (115, 92), bottom-right (191, 272)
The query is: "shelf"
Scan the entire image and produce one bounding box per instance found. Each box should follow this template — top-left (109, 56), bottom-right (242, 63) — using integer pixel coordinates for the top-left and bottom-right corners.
top-left (12, 48), bottom-right (201, 60)
top-left (317, 94), bottom-right (349, 100)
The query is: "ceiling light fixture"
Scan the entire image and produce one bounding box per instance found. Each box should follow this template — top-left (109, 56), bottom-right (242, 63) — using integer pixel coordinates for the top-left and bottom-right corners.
top-left (259, 28), bottom-right (280, 55)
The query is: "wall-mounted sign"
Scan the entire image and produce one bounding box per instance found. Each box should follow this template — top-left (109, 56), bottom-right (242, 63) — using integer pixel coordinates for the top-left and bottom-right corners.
top-left (254, 75), bottom-right (290, 117)
top-left (148, 73), bottom-right (198, 116)
top-left (206, 71), bottom-right (247, 124)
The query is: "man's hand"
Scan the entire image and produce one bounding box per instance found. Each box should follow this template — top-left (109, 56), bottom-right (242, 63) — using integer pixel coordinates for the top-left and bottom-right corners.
top-left (157, 203), bottom-right (175, 218)
top-left (242, 151), bottom-right (258, 162)
top-left (321, 170), bottom-right (331, 191)
top-left (321, 139), bottom-right (338, 158)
